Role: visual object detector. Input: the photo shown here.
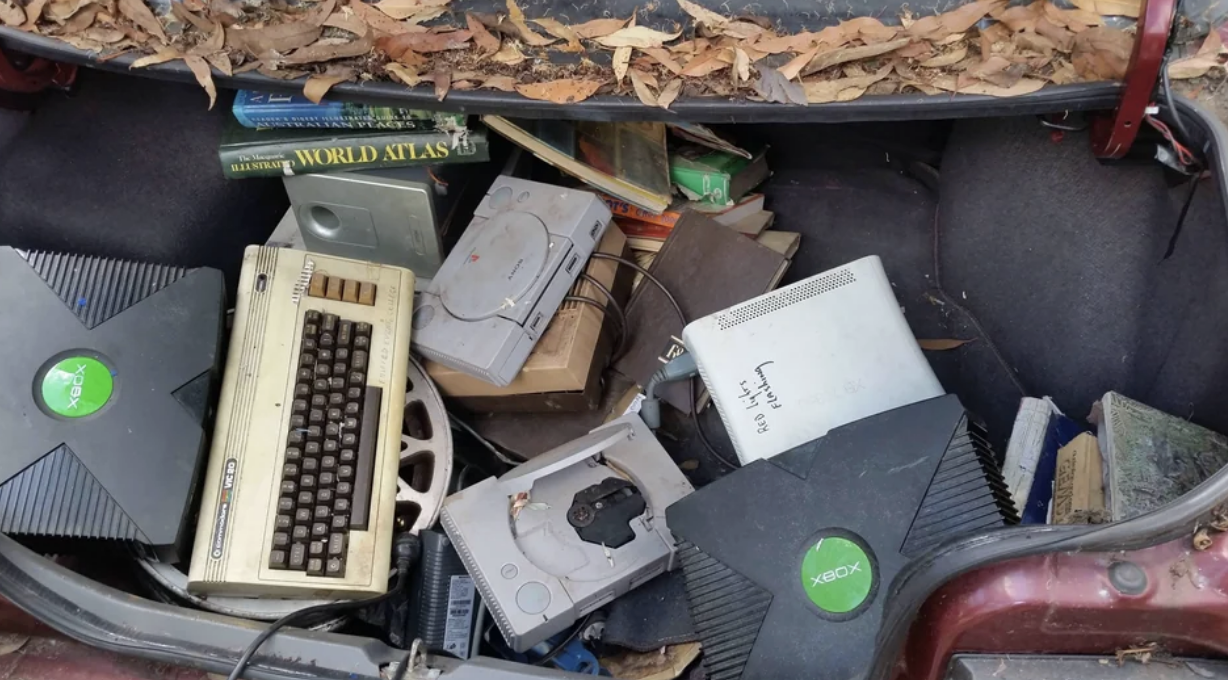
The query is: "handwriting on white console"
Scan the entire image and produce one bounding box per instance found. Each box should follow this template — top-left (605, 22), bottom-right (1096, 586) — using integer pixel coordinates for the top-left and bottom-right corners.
top-left (737, 361), bottom-right (782, 435)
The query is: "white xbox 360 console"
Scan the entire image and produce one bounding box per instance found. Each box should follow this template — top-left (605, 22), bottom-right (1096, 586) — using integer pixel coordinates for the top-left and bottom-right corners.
top-left (411, 176), bottom-right (611, 387)
top-left (683, 255), bottom-right (944, 465)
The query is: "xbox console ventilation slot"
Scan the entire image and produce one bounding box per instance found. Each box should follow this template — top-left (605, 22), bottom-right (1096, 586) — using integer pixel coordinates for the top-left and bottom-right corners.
top-left (715, 268), bottom-right (856, 331)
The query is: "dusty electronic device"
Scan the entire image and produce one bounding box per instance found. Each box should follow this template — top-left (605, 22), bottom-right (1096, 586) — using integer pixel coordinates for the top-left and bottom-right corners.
top-left (440, 415), bottom-right (693, 652)
top-left (410, 176), bottom-right (611, 387)
top-left (283, 166), bottom-right (472, 280)
top-left (667, 395), bottom-right (1018, 680)
top-left (683, 255), bottom-right (944, 465)
top-left (0, 248), bottom-right (225, 561)
top-left (188, 246), bottom-right (414, 599)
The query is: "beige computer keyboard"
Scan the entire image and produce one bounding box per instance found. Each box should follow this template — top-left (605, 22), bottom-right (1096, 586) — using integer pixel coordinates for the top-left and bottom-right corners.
top-left (188, 246), bottom-right (413, 599)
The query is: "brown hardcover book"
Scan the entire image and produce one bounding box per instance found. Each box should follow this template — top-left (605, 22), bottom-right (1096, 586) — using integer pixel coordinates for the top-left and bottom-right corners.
top-left (612, 210), bottom-right (790, 414)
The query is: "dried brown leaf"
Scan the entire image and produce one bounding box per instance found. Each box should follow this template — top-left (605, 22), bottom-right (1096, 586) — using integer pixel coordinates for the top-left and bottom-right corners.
top-left (613, 45), bottom-right (631, 82)
top-left (0, 0), bottom-right (25, 25)
top-left (80, 24), bottom-right (120, 41)
top-left (532, 16), bottom-right (581, 50)
top-left (186, 18), bottom-right (223, 55)
top-left (374, 0), bottom-right (448, 20)
top-left (351, 2), bottom-right (422, 36)
top-left (843, 16), bottom-right (897, 44)
top-left (628, 68), bottom-right (659, 106)
top-left (657, 77), bottom-right (682, 108)
top-left (778, 44), bottom-right (820, 79)
top-left (208, 0), bottom-right (242, 24)
top-left (385, 61), bottom-right (420, 85)
top-left (432, 67), bottom-right (450, 100)
top-left (130, 45), bottom-right (181, 67)
top-left (801, 37), bottom-right (910, 76)
top-left (226, 0), bottom-right (333, 56)
top-left (182, 54), bottom-right (215, 108)
top-left (680, 47), bottom-right (732, 76)
top-left (491, 40), bottom-right (525, 64)
top-left (993, 3), bottom-right (1042, 31)
top-left (803, 64), bottom-right (891, 102)
top-left (282, 32), bottom-right (373, 64)
top-left (256, 65), bottom-right (309, 79)
top-left (1049, 58), bottom-right (1078, 83)
top-left (754, 31), bottom-right (822, 54)
top-left (596, 25), bottom-right (681, 48)
top-left (1070, 0), bottom-right (1139, 17)
top-left (894, 41), bottom-right (933, 59)
top-left (516, 78), bottom-right (604, 104)
top-left (909, 0), bottom-right (1003, 41)
top-left (1042, 1), bottom-right (1101, 28)
top-left (754, 66), bottom-right (807, 104)
top-left (20, 0), bottom-right (48, 27)
top-left (643, 46), bottom-right (682, 74)
top-left (303, 66), bottom-right (354, 102)
top-left (376, 29), bottom-right (470, 57)
top-left (480, 74), bottom-right (516, 90)
top-left (919, 44), bottom-right (967, 67)
top-left (1071, 26), bottom-right (1132, 80)
top-left (504, 0), bottom-right (555, 45)
top-left (572, 16), bottom-right (629, 39)
top-left (170, 1), bottom-right (211, 31)
top-left (116, 0), bottom-right (165, 43)
top-left (733, 46), bottom-right (751, 83)
top-left (1169, 53), bottom-right (1222, 79)
top-left (1032, 17), bottom-right (1073, 51)
top-left (323, 11), bottom-right (370, 36)
top-left (45, 0), bottom-right (89, 23)
top-left (917, 338), bottom-right (975, 350)
top-left (677, 0), bottom-right (727, 29)
top-left (929, 74), bottom-right (1046, 95)
top-left (204, 51), bottom-right (232, 75)
top-left (721, 20), bottom-right (766, 40)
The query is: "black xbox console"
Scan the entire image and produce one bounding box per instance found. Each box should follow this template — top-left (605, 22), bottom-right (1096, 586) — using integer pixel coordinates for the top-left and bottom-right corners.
top-left (666, 395), bottom-right (1018, 680)
top-left (0, 248), bottom-right (225, 560)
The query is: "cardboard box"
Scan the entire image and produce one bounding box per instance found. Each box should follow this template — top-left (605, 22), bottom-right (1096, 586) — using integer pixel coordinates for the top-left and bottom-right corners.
top-left (1051, 432), bottom-right (1107, 524)
top-left (425, 226), bottom-right (631, 409)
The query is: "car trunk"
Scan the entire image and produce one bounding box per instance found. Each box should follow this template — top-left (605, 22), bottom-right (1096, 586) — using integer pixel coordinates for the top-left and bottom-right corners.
top-left (2, 67), bottom-right (1228, 679)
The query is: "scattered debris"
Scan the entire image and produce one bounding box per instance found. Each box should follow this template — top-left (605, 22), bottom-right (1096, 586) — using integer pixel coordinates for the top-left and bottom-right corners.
top-left (1194, 526), bottom-right (1214, 550)
top-left (918, 338), bottom-right (977, 350)
top-left (0, 634), bottom-right (28, 657)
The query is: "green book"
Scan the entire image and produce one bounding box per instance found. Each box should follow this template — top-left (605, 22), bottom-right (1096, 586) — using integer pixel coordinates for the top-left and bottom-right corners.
top-left (669, 145), bottom-right (769, 207)
top-left (218, 122), bottom-right (490, 179)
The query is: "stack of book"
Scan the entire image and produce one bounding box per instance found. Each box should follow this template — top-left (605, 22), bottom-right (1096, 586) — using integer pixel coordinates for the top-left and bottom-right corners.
top-left (217, 90), bottom-right (490, 178)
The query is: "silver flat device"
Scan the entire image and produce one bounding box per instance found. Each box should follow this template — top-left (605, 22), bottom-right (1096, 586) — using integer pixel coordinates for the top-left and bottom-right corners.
top-left (410, 176), bottom-right (611, 387)
top-left (284, 167), bottom-right (469, 279)
top-left (440, 415), bottom-right (693, 652)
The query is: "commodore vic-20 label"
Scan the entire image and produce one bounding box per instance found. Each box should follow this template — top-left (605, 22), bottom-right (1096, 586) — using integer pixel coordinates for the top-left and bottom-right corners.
top-left (209, 459), bottom-right (238, 559)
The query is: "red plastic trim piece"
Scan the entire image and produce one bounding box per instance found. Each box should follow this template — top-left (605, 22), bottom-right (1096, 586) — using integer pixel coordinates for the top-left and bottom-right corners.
top-left (1090, 0), bottom-right (1176, 158)
top-left (0, 49), bottom-right (76, 94)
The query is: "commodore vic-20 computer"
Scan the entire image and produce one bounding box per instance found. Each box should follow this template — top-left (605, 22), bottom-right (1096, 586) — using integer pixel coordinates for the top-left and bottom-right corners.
top-left (188, 246), bottom-right (414, 598)
top-left (0, 248), bottom-right (226, 561)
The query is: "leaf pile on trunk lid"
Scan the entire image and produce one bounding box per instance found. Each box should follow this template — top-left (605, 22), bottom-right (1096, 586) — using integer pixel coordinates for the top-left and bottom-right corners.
top-left (11, 0), bottom-right (1138, 107)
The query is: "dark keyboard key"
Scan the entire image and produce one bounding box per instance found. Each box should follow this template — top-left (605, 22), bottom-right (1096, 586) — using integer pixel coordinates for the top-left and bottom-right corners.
top-left (350, 386), bottom-right (383, 531)
top-left (307, 426), bottom-right (323, 442)
top-left (318, 349), bottom-right (333, 364)
top-left (322, 314), bottom-right (338, 333)
top-left (302, 338), bottom-right (317, 352)
top-left (319, 471), bottom-right (335, 487)
top-left (329, 392), bottom-right (345, 407)
top-left (333, 363), bottom-right (347, 376)
top-left (338, 323), bottom-right (352, 347)
top-left (312, 522), bottom-right (329, 538)
top-left (295, 508), bottom-right (312, 524)
top-left (273, 532), bottom-right (290, 548)
top-left (269, 550), bottom-right (288, 570)
top-left (309, 540), bottom-right (326, 557)
top-left (329, 377), bottom-right (346, 391)
top-left (290, 414), bottom-right (306, 430)
top-left (278, 497), bottom-right (294, 513)
top-left (305, 441), bottom-right (321, 457)
top-left (328, 405), bottom-right (343, 421)
top-left (297, 367), bottom-right (313, 383)
top-left (289, 543), bottom-right (307, 570)
top-left (344, 401), bottom-right (361, 417)
top-left (348, 372), bottom-right (365, 386)
top-left (292, 525), bottom-right (310, 542)
top-left (307, 558), bottom-right (325, 577)
top-left (305, 310), bottom-right (321, 324)
top-left (285, 447), bottom-right (303, 463)
top-left (352, 351), bottom-right (368, 371)
top-left (315, 363), bottom-right (331, 378)
top-left (347, 386), bottom-right (363, 401)
top-left (301, 474), bottom-right (316, 489)
top-left (303, 323), bottom-right (319, 338)
top-left (314, 505), bottom-right (331, 521)
top-left (295, 383), bottom-right (310, 398)
top-left (354, 335), bottom-right (370, 351)
top-left (280, 480), bottom-right (296, 496)
top-left (355, 322), bottom-right (371, 338)
top-left (309, 409), bottom-right (325, 424)
top-left (331, 515), bottom-right (348, 531)
top-left (326, 422), bottom-right (341, 438)
top-left (313, 378), bottom-right (329, 393)
top-left (327, 557), bottom-right (346, 577)
top-left (324, 439), bottom-right (339, 454)
top-left (311, 394), bottom-right (328, 408)
top-left (302, 457), bottom-right (319, 473)
top-left (321, 455), bottom-right (337, 471)
top-left (336, 347), bottom-right (350, 362)
top-left (337, 481), bottom-right (353, 497)
top-left (282, 463), bottom-right (299, 478)
top-left (287, 430), bottom-right (305, 446)
top-left (292, 399), bottom-right (308, 413)
top-left (339, 449), bottom-right (355, 464)
top-left (338, 465), bottom-right (354, 481)
top-left (299, 354), bottom-right (315, 367)
top-left (342, 416), bottom-right (359, 431)
top-left (335, 498), bottom-right (351, 514)
top-left (276, 514), bottom-right (293, 531)
top-left (320, 332), bottom-right (335, 348)
top-left (297, 491), bottom-right (314, 506)
top-left (341, 433), bottom-right (357, 448)
top-left (328, 533), bottom-right (348, 557)
top-left (317, 488), bottom-right (334, 504)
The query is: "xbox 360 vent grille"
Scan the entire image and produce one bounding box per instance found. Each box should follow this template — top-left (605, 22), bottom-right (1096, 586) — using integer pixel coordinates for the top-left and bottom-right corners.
top-left (716, 268), bottom-right (856, 331)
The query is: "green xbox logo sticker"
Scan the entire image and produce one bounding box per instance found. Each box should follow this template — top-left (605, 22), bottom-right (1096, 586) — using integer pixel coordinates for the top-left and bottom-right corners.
top-left (41, 356), bottom-right (114, 418)
top-left (800, 536), bottom-right (874, 614)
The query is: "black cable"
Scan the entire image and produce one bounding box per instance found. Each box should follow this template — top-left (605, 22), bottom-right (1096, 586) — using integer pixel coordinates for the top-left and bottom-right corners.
top-left (226, 535), bottom-right (421, 680)
top-left (1163, 172), bottom-right (1201, 260)
top-left (577, 273), bottom-right (629, 360)
top-left (532, 613), bottom-right (593, 667)
top-left (1161, 61), bottom-right (1194, 149)
top-left (564, 295), bottom-right (627, 361)
top-left (589, 253), bottom-right (741, 471)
